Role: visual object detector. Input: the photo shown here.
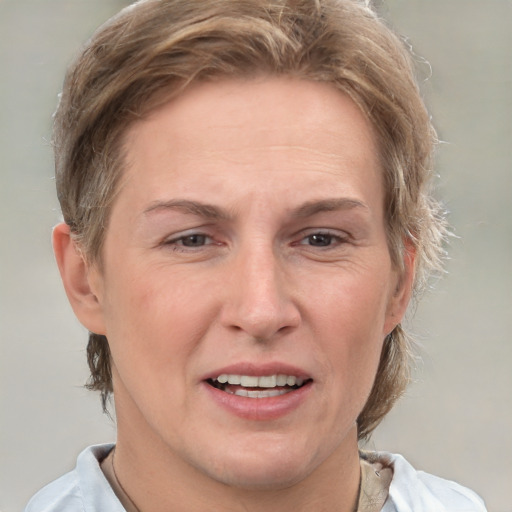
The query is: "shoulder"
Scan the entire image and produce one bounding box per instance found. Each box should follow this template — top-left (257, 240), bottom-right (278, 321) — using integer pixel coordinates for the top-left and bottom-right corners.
top-left (365, 451), bottom-right (487, 512)
top-left (24, 444), bottom-right (122, 512)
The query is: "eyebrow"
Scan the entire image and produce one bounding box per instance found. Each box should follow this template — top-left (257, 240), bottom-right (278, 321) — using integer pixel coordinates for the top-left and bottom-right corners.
top-left (143, 199), bottom-right (230, 220)
top-left (142, 197), bottom-right (369, 221)
top-left (292, 198), bottom-right (370, 217)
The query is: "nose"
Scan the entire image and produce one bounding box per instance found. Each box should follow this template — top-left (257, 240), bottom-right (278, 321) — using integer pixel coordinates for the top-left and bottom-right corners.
top-left (220, 245), bottom-right (301, 341)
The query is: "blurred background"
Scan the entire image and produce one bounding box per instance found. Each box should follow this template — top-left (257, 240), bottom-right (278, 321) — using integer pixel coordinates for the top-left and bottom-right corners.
top-left (1, 1), bottom-right (510, 511)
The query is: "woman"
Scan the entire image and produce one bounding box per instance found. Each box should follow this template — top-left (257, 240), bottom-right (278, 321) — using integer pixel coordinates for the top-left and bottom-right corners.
top-left (26, 0), bottom-right (486, 510)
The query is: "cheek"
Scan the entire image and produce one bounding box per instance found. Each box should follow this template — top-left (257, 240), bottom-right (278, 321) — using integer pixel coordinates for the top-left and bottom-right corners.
top-left (101, 264), bottom-right (218, 372)
top-left (309, 267), bottom-right (391, 390)
top-left (311, 267), bottom-right (392, 339)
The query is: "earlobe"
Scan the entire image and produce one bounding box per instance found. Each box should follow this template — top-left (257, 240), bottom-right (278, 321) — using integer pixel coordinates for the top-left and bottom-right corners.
top-left (52, 223), bottom-right (106, 335)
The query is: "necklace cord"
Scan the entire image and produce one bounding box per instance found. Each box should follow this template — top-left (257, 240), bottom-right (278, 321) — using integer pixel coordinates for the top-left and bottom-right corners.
top-left (111, 448), bottom-right (143, 512)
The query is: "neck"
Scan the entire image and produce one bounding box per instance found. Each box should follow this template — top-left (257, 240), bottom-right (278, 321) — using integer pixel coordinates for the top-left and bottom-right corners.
top-left (113, 423), bottom-right (361, 512)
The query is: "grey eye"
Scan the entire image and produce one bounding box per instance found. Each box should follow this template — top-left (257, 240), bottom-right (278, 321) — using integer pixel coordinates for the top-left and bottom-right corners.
top-left (307, 234), bottom-right (333, 246)
top-left (180, 234), bottom-right (208, 247)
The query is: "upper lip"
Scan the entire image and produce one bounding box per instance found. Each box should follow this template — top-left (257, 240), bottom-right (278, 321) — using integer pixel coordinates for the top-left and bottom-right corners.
top-left (201, 362), bottom-right (312, 382)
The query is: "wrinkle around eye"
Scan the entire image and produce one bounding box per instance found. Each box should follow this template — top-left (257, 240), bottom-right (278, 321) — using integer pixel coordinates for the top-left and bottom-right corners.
top-left (155, 237), bottom-right (227, 264)
top-left (288, 238), bottom-right (349, 265)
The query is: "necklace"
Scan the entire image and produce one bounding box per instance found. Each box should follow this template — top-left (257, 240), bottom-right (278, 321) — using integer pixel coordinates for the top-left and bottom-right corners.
top-left (111, 448), bottom-right (142, 512)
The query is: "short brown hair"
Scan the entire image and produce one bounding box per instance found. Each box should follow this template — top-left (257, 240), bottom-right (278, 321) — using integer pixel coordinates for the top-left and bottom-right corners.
top-left (54, 0), bottom-right (446, 439)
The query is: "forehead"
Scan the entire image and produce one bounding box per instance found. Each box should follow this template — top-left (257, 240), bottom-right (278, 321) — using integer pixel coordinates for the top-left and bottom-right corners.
top-left (119, 76), bottom-right (382, 215)
top-left (127, 77), bottom-right (376, 152)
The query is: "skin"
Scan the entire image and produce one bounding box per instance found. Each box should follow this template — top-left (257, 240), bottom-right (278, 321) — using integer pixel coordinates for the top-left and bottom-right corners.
top-left (54, 76), bottom-right (414, 512)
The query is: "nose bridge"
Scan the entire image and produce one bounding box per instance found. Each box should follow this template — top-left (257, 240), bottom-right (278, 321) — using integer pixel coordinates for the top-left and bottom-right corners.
top-left (222, 239), bottom-right (299, 339)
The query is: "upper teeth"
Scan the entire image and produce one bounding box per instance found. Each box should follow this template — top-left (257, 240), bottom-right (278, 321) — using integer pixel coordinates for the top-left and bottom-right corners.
top-left (214, 374), bottom-right (304, 388)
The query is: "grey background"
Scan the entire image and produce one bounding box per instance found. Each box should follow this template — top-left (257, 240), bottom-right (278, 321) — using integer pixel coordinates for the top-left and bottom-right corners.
top-left (1, 1), bottom-right (510, 511)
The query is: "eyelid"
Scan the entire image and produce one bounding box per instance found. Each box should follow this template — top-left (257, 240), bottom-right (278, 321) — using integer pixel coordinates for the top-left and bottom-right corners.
top-left (162, 229), bottom-right (215, 247)
top-left (295, 228), bottom-right (350, 242)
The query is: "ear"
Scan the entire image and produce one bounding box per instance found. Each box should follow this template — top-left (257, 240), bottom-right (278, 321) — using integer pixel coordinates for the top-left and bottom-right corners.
top-left (383, 240), bottom-right (417, 335)
top-left (52, 223), bottom-right (106, 335)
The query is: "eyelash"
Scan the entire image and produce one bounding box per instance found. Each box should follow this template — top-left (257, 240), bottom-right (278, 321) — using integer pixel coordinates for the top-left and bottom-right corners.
top-left (296, 231), bottom-right (349, 249)
top-left (169, 233), bottom-right (211, 247)
top-left (163, 233), bottom-right (215, 250)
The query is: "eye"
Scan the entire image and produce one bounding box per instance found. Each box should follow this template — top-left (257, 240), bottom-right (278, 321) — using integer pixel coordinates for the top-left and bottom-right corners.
top-left (178, 234), bottom-right (210, 247)
top-left (299, 231), bottom-right (346, 248)
top-left (164, 232), bottom-right (214, 249)
top-left (305, 233), bottom-right (336, 247)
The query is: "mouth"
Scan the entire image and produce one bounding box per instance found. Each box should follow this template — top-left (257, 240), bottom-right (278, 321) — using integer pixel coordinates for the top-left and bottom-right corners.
top-left (207, 374), bottom-right (312, 399)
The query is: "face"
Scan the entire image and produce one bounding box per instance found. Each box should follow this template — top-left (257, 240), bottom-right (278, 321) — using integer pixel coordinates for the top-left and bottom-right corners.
top-left (85, 77), bottom-right (411, 489)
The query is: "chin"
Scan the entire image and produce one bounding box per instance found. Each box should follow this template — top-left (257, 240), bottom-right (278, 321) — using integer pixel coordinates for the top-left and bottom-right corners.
top-left (197, 435), bottom-right (321, 491)
top-left (211, 461), bottom-right (311, 491)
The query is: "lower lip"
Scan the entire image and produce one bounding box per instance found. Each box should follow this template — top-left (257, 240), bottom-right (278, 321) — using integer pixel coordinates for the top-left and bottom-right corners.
top-left (202, 381), bottom-right (313, 421)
